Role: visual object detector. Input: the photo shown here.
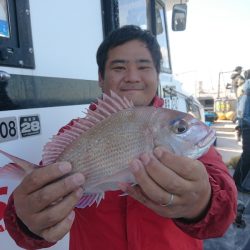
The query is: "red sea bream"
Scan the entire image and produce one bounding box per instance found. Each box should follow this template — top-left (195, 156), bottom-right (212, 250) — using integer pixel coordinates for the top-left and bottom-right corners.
top-left (0, 91), bottom-right (216, 208)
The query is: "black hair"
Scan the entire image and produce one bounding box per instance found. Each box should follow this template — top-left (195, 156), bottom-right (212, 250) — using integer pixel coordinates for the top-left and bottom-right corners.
top-left (96, 25), bottom-right (162, 78)
top-left (234, 66), bottom-right (243, 72)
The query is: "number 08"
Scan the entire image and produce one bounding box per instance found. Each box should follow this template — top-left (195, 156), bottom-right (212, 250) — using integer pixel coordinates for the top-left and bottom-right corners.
top-left (0, 121), bottom-right (17, 138)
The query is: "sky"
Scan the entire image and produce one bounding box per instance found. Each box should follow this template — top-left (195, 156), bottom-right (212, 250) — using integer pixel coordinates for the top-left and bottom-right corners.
top-left (168, 0), bottom-right (250, 95)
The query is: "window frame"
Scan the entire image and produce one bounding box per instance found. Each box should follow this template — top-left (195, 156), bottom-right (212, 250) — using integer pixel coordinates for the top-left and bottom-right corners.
top-left (0, 0), bottom-right (35, 69)
top-left (101, 0), bottom-right (172, 74)
top-left (155, 0), bottom-right (172, 73)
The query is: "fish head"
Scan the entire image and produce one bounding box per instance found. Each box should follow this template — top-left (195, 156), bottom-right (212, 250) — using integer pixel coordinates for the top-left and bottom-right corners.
top-left (152, 108), bottom-right (216, 159)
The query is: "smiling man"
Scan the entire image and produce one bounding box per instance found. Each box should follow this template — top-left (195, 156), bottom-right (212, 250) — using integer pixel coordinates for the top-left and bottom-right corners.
top-left (4, 25), bottom-right (237, 250)
top-left (98, 40), bottom-right (159, 106)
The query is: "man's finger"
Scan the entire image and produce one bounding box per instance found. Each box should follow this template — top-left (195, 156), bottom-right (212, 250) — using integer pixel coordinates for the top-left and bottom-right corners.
top-left (29, 188), bottom-right (84, 232)
top-left (139, 153), bottom-right (189, 194)
top-left (125, 185), bottom-right (178, 218)
top-left (41, 210), bottom-right (75, 243)
top-left (153, 146), bottom-right (204, 180)
top-left (129, 159), bottom-right (181, 204)
top-left (16, 162), bottom-right (72, 194)
top-left (28, 173), bottom-right (85, 212)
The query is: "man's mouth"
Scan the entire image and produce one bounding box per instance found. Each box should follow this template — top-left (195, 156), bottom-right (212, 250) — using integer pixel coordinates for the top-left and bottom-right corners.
top-left (120, 84), bottom-right (144, 91)
top-left (121, 89), bottom-right (142, 91)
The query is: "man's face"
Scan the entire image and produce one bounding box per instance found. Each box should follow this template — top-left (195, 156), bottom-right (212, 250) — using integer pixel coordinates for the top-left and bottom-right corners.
top-left (99, 40), bottom-right (159, 106)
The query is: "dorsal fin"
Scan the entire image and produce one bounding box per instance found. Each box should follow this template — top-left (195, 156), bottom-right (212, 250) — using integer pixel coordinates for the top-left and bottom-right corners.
top-left (42, 91), bottom-right (134, 165)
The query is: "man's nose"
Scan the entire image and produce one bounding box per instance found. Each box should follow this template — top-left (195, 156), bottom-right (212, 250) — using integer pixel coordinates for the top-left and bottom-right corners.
top-left (124, 66), bottom-right (140, 83)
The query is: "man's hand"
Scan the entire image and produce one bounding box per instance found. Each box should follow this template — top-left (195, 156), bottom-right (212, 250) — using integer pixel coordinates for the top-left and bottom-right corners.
top-left (13, 162), bottom-right (85, 242)
top-left (121, 146), bottom-right (211, 220)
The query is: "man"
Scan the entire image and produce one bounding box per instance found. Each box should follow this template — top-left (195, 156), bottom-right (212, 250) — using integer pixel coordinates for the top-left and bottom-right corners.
top-left (4, 25), bottom-right (237, 250)
top-left (231, 66), bottom-right (245, 98)
top-left (234, 69), bottom-right (250, 192)
top-left (205, 70), bottom-right (250, 250)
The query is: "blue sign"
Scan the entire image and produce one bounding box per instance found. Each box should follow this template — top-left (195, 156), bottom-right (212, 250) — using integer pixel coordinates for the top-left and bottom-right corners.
top-left (0, 19), bottom-right (9, 38)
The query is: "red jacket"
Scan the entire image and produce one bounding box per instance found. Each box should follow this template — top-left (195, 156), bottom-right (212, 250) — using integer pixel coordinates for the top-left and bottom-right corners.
top-left (4, 96), bottom-right (237, 250)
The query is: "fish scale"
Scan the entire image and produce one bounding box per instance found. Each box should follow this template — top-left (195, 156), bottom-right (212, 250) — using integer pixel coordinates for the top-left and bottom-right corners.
top-left (0, 91), bottom-right (216, 208)
top-left (57, 108), bottom-right (155, 189)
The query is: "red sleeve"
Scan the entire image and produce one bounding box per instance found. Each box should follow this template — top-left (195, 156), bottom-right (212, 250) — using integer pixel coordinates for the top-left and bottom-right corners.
top-left (174, 146), bottom-right (237, 239)
top-left (3, 109), bottom-right (96, 249)
top-left (4, 194), bottom-right (56, 249)
top-left (2, 118), bottom-right (83, 249)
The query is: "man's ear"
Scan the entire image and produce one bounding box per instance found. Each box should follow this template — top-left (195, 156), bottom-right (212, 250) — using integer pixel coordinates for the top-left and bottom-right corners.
top-left (98, 72), bottom-right (104, 90)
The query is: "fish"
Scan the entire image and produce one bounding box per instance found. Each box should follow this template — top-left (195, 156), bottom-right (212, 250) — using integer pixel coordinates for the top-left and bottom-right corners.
top-left (0, 91), bottom-right (216, 208)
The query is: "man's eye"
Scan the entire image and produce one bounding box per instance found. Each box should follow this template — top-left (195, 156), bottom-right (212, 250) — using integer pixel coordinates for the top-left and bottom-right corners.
top-left (113, 66), bottom-right (125, 71)
top-left (139, 66), bottom-right (151, 70)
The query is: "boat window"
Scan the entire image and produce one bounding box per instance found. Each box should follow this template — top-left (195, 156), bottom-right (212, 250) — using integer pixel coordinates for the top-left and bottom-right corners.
top-left (117, 0), bottom-right (171, 73)
top-left (118, 0), bottom-right (149, 30)
top-left (0, 0), bottom-right (10, 38)
top-left (155, 1), bottom-right (171, 73)
top-left (186, 98), bottom-right (202, 120)
top-left (0, 0), bottom-right (34, 69)
top-left (101, 0), bottom-right (171, 73)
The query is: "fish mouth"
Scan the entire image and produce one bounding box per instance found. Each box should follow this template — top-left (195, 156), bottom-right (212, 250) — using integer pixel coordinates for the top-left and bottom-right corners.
top-left (197, 128), bottom-right (216, 148)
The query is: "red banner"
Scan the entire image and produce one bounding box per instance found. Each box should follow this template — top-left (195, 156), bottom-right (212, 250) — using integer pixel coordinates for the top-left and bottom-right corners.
top-left (0, 186), bottom-right (8, 232)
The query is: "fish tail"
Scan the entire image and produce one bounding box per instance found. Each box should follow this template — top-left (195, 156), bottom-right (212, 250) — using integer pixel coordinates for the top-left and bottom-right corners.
top-left (0, 149), bottom-right (38, 180)
top-left (0, 163), bottom-right (27, 181)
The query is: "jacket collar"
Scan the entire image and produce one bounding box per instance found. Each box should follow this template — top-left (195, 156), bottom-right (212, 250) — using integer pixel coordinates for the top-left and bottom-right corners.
top-left (89, 95), bottom-right (164, 111)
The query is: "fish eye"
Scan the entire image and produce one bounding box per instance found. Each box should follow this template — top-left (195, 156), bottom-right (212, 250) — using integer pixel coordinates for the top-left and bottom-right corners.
top-left (172, 119), bottom-right (188, 134)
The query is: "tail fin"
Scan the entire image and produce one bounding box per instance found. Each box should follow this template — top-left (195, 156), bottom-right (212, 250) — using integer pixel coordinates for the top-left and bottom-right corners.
top-left (0, 163), bottom-right (27, 180)
top-left (0, 149), bottom-right (38, 175)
